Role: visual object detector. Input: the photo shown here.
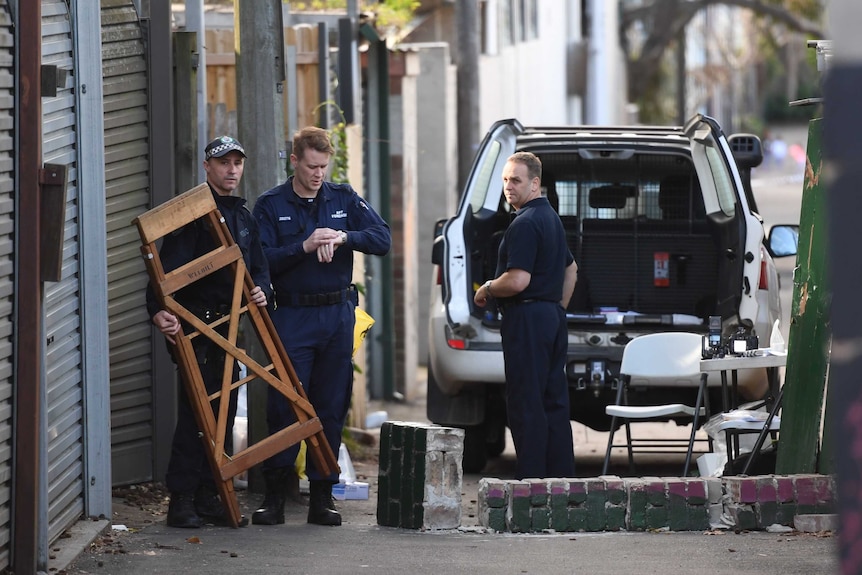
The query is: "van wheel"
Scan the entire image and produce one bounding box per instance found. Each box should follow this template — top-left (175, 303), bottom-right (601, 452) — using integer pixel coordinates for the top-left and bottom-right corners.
top-left (462, 424), bottom-right (489, 474)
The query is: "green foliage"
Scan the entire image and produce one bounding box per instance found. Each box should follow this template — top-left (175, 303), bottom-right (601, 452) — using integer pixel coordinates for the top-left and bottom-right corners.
top-left (309, 101), bottom-right (349, 184)
top-left (287, 0), bottom-right (419, 31)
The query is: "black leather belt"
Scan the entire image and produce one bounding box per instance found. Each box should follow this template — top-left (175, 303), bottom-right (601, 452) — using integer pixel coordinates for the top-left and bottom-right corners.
top-left (276, 285), bottom-right (356, 307)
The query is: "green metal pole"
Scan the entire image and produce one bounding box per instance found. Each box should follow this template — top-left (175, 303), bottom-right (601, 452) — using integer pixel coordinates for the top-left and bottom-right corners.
top-left (775, 118), bottom-right (832, 475)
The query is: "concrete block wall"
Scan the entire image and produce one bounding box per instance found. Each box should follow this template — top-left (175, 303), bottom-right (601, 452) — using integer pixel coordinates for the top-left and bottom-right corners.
top-left (477, 474), bottom-right (836, 533)
top-left (376, 421), bottom-right (464, 530)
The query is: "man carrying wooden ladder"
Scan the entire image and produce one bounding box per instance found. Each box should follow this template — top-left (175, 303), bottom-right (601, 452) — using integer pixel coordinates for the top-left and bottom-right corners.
top-left (145, 136), bottom-right (272, 528)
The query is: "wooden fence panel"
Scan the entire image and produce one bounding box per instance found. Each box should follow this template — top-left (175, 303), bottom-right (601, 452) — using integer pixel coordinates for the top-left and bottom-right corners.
top-left (203, 26), bottom-right (322, 142)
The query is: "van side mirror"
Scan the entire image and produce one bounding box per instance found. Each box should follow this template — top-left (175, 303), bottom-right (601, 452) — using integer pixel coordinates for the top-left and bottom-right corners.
top-left (767, 224), bottom-right (799, 258)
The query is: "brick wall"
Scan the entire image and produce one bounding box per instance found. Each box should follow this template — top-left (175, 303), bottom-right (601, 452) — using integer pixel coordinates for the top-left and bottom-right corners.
top-left (477, 474), bottom-right (836, 533)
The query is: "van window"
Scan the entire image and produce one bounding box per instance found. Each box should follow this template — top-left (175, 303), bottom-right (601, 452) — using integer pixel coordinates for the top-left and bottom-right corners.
top-left (704, 146), bottom-right (736, 217)
top-left (470, 140), bottom-right (502, 214)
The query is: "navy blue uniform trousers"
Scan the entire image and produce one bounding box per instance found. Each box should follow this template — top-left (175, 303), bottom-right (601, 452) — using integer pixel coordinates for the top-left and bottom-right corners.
top-left (265, 300), bottom-right (354, 482)
top-left (500, 301), bottom-right (575, 480)
top-left (165, 338), bottom-right (239, 494)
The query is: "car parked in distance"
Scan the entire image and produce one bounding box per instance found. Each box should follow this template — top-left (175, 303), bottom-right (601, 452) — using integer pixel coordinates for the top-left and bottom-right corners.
top-left (428, 115), bottom-right (799, 473)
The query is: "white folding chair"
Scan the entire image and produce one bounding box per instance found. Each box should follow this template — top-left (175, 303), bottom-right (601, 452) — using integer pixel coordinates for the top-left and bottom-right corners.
top-left (602, 332), bottom-right (711, 477)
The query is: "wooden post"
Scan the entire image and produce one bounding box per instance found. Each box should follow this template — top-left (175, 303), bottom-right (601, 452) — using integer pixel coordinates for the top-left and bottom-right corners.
top-left (774, 118), bottom-right (831, 475)
top-left (235, 0), bottom-right (287, 491)
top-left (174, 31), bottom-right (198, 195)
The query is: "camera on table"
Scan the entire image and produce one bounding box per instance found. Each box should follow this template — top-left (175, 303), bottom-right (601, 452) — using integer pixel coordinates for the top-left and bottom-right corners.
top-left (702, 316), bottom-right (759, 359)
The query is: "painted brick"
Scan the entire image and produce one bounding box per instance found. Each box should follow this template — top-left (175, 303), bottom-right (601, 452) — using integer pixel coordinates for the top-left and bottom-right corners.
top-left (686, 503), bottom-right (710, 531)
top-left (530, 479), bottom-right (550, 506)
top-left (645, 504), bottom-right (668, 529)
top-left (485, 507), bottom-right (506, 532)
top-left (606, 505), bottom-right (626, 531)
top-left (480, 479), bottom-right (508, 508)
top-left (776, 476), bottom-right (795, 502)
top-left (389, 447), bottom-right (403, 499)
top-left (726, 503), bottom-right (757, 530)
top-left (727, 477), bottom-right (758, 504)
top-left (645, 478), bottom-right (666, 506)
top-left (667, 488), bottom-right (688, 531)
top-left (386, 500), bottom-right (401, 528)
top-left (567, 506), bottom-right (588, 532)
top-left (667, 479), bottom-right (687, 498)
top-left (777, 502), bottom-right (798, 525)
top-left (793, 475), bottom-right (817, 506)
top-left (586, 480), bottom-right (607, 531)
top-left (757, 500), bottom-right (779, 527)
top-left (813, 475), bottom-right (834, 504)
top-left (509, 482), bottom-right (531, 532)
top-left (756, 476), bottom-right (777, 503)
top-left (376, 474), bottom-right (391, 525)
top-left (604, 477), bottom-right (626, 505)
top-left (627, 480), bottom-right (648, 530)
top-left (568, 480), bottom-right (587, 505)
top-left (685, 479), bottom-right (707, 505)
top-left (550, 481), bottom-right (569, 532)
top-left (377, 422), bottom-right (463, 530)
top-left (531, 507), bottom-right (551, 531)
top-left (378, 422), bottom-right (393, 472)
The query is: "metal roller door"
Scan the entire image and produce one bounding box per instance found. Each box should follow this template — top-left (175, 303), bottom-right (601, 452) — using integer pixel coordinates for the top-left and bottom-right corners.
top-left (0, 1), bottom-right (13, 569)
top-left (101, 0), bottom-right (154, 485)
top-left (42, 0), bottom-right (85, 543)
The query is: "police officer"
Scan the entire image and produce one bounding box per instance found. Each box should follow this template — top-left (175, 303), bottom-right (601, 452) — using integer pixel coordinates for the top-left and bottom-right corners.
top-left (147, 136), bottom-right (272, 528)
top-left (473, 151), bottom-right (578, 480)
top-left (251, 126), bottom-right (390, 526)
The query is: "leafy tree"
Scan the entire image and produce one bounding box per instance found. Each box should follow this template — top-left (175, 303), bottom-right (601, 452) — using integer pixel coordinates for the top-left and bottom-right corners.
top-left (622, 0), bottom-right (824, 117)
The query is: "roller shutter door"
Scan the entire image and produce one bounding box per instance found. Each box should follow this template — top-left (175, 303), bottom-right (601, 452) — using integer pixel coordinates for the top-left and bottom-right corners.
top-left (0, 1), bottom-right (13, 569)
top-left (102, 0), bottom-right (154, 485)
top-left (42, 0), bottom-right (85, 543)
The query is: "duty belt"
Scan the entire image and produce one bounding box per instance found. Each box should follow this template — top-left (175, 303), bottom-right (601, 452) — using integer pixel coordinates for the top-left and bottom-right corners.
top-left (186, 303), bottom-right (231, 321)
top-left (276, 285), bottom-right (357, 307)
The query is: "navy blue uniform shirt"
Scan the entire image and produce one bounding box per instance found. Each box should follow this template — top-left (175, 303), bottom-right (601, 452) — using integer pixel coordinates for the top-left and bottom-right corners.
top-left (496, 196), bottom-right (574, 304)
top-left (146, 187), bottom-right (273, 318)
top-left (252, 177), bottom-right (390, 296)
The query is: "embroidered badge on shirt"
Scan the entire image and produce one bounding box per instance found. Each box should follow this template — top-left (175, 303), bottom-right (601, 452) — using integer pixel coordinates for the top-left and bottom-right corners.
top-left (279, 216), bottom-right (292, 221)
top-left (332, 209), bottom-right (347, 219)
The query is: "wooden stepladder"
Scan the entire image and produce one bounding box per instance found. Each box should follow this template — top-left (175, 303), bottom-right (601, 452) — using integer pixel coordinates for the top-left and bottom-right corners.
top-left (133, 184), bottom-right (338, 528)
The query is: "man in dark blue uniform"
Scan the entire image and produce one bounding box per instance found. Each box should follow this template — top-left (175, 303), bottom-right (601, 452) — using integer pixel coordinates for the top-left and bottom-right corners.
top-left (147, 136), bottom-right (272, 528)
top-left (474, 151), bottom-right (578, 480)
top-left (251, 126), bottom-right (390, 526)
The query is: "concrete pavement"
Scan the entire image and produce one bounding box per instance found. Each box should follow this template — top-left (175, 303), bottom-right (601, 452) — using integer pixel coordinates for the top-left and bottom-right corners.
top-left (60, 386), bottom-right (838, 575)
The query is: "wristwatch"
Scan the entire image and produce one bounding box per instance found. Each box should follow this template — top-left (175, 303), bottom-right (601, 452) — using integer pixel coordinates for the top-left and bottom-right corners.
top-left (339, 230), bottom-right (348, 245)
top-left (483, 280), bottom-right (494, 298)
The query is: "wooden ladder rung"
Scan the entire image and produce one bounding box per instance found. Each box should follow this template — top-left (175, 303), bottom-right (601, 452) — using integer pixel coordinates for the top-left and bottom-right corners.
top-left (161, 244), bottom-right (243, 295)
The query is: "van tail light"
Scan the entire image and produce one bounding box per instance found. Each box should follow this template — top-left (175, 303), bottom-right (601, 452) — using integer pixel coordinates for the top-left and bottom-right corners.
top-left (759, 259), bottom-right (769, 291)
top-left (447, 338), bottom-right (467, 350)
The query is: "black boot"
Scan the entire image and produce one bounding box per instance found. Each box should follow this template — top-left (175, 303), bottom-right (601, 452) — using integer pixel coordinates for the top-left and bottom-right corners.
top-left (252, 468), bottom-right (289, 525)
top-left (195, 484), bottom-right (249, 527)
top-left (167, 491), bottom-right (203, 529)
top-left (307, 480), bottom-right (341, 526)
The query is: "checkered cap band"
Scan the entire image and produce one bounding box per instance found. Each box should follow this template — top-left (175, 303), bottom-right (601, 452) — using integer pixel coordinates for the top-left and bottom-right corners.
top-left (205, 136), bottom-right (246, 160)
